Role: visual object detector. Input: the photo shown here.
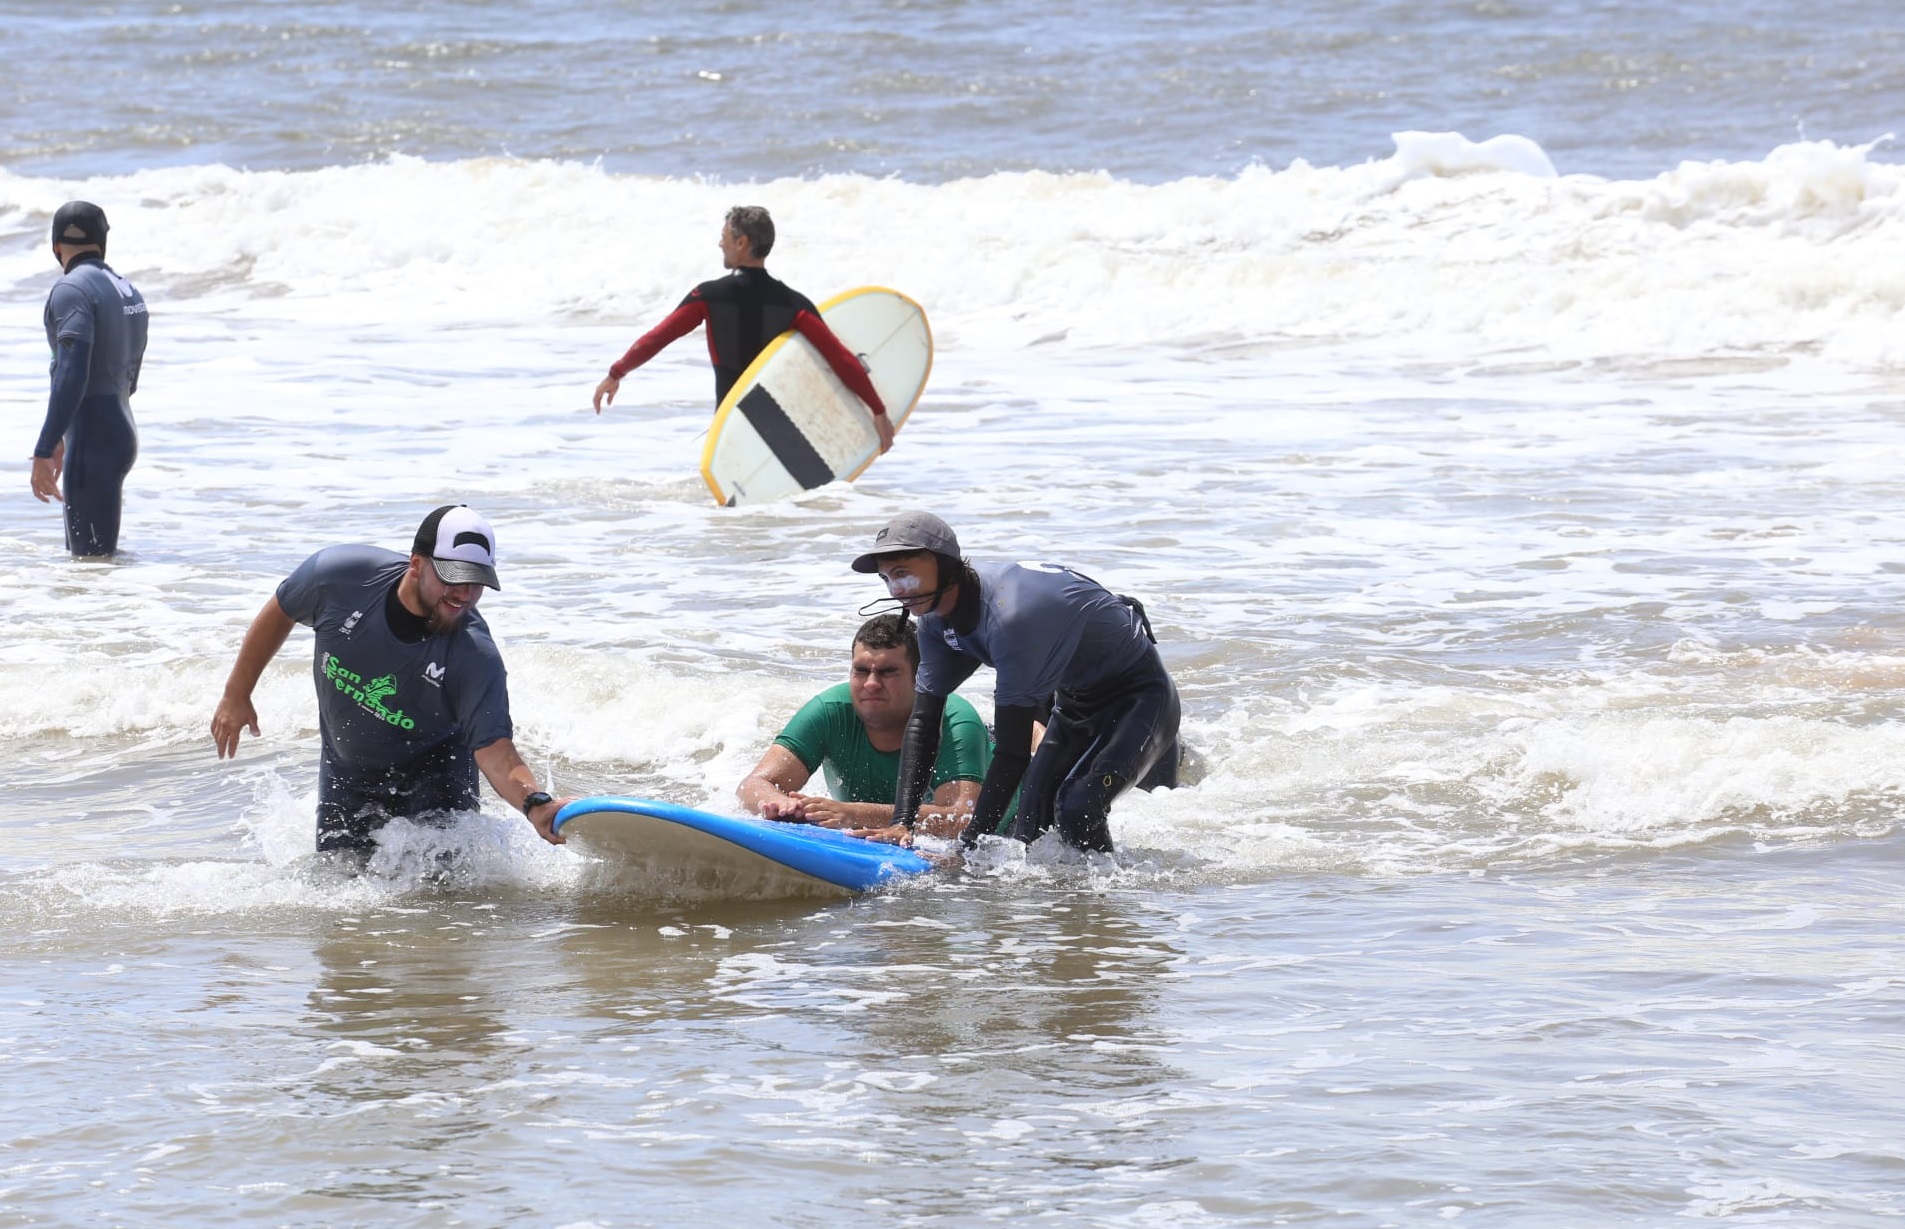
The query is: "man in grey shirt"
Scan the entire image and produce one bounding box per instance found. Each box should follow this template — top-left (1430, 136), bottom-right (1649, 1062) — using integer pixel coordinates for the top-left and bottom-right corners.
top-left (31, 201), bottom-right (147, 557)
top-left (211, 505), bottom-right (571, 859)
top-left (849, 511), bottom-right (1180, 853)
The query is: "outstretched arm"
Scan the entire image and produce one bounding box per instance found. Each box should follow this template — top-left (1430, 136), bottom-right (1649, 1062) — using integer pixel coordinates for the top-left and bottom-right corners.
top-left (737, 744), bottom-right (816, 820)
top-left (471, 737), bottom-right (572, 845)
top-left (594, 299), bottom-right (709, 412)
top-left (211, 596), bottom-right (297, 758)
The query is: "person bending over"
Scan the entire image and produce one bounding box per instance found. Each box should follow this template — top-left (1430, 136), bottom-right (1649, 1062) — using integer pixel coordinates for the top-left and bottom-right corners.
top-left (849, 511), bottom-right (1179, 853)
top-left (211, 505), bottom-right (570, 860)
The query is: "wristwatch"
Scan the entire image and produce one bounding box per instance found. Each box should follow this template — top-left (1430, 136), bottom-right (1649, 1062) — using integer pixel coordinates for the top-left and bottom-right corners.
top-left (521, 790), bottom-right (554, 815)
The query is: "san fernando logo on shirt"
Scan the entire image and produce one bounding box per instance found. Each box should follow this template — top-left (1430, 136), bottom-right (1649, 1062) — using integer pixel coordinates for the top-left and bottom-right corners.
top-left (323, 653), bottom-right (416, 730)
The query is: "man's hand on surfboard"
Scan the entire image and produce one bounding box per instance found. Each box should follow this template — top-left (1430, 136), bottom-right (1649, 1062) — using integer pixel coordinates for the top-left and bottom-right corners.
top-left (527, 795), bottom-right (575, 845)
top-left (844, 822), bottom-right (911, 846)
top-left (874, 413), bottom-right (894, 454)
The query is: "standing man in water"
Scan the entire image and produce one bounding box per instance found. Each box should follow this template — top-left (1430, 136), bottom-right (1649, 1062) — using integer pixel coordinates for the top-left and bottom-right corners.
top-left (849, 512), bottom-right (1180, 854)
top-left (591, 205), bottom-right (895, 455)
top-left (210, 505), bottom-right (571, 860)
top-left (30, 201), bottom-right (148, 558)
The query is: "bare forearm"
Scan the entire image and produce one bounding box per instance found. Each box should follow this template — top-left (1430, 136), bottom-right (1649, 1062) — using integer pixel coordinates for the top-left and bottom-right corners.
top-left (738, 747), bottom-right (813, 818)
top-left (472, 737), bottom-right (567, 844)
top-left (836, 800), bottom-right (898, 827)
top-left (737, 773), bottom-right (791, 815)
top-left (223, 599), bottom-right (296, 699)
top-left (472, 738), bottom-right (540, 810)
top-left (915, 781), bottom-right (979, 838)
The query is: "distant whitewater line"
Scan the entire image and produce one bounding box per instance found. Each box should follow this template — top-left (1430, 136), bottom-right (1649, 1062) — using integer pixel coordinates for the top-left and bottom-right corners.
top-left (2, 132), bottom-right (1901, 363)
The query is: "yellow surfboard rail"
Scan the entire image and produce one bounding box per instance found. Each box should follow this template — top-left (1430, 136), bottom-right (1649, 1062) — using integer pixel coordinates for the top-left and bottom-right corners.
top-left (698, 285), bottom-right (934, 506)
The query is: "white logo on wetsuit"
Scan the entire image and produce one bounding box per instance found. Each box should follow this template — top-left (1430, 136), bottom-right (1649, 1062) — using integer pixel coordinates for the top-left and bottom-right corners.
top-left (340, 610), bottom-right (363, 635)
top-left (423, 662), bottom-right (446, 687)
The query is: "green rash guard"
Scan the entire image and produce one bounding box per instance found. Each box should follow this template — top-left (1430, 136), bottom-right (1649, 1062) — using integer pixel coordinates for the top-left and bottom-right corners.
top-left (774, 684), bottom-right (991, 805)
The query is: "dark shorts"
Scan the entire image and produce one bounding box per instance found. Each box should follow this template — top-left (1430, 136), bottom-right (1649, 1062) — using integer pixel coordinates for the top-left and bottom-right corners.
top-left (317, 741), bottom-right (479, 856)
top-left (1007, 645), bottom-right (1180, 852)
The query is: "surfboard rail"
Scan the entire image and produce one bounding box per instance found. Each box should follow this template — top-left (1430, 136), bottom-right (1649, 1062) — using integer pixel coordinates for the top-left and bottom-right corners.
top-left (552, 795), bottom-right (935, 896)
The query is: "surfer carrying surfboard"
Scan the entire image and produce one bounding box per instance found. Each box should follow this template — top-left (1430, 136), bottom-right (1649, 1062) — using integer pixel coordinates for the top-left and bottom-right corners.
top-left (209, 505), bottom-right (574, 859)
top-left (850, 512), bottom-right (1180, 853)
top-left (590, 206), bottom-right (895, 456)
top-left (736, 614), bottom-right (991, 836)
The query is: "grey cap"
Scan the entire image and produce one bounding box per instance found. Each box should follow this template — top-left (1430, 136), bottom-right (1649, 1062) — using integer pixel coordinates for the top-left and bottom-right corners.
top-left (850, 511), bottom-right (961, 573)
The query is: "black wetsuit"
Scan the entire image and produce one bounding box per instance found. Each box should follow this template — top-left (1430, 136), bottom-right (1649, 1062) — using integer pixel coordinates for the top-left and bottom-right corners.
top-left (1006, 645), bottom-right (1180, 850)
top-left (39, 253), bottom-right (147, 556)
top-left (895, 561), bottom-right (1181, 853)
top-left (276, 546), bottom-right (513, 856)
top-left (608, 267), bottom-right (886, 413)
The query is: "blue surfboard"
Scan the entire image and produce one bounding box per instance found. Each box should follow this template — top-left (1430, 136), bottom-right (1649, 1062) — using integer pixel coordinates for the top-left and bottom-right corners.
top-left (551, 796), bottom-right (934, 899)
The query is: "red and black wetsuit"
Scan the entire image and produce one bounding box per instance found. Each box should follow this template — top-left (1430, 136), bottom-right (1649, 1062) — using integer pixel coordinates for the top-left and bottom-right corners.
top-left (608, 267), bottom-right (887, 417)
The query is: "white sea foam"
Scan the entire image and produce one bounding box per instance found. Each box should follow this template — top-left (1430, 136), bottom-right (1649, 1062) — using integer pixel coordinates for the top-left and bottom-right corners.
top-left (3, 136), bottom-right (1904, 902)
top-left (3, 133), bottom-right (1901, 361)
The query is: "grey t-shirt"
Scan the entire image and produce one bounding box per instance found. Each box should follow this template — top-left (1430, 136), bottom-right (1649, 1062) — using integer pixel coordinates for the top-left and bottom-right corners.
top-left (44, 258), bottom-right (147, 398)
top-left (914, 560), bottom-right (1153, 707)
top-left (275, 545), bottom-right (513, 771)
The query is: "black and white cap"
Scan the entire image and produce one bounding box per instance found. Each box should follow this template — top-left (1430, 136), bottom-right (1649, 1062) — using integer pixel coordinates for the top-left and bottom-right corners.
top-left (412, 504), bottom-right (501, 590)
top-left (851, 510), bottom-right (962, 573)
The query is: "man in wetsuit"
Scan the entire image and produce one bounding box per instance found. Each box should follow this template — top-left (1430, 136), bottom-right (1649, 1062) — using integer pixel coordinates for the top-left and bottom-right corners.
top-left (849, 512), bottom-right (1180, 854)
top-left (591, 205), bottom-right (895, 454)
top-left (210, 505), bottom-right (572, 859)
top-left (736, 614), bottom-right (992, 837)
top-left (30, 201), bottom-right (148, 558)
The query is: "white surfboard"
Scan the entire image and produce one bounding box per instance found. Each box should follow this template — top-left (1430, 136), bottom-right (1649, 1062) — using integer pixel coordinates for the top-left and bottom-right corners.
top-left (700, 286), bottom-right (932, 506)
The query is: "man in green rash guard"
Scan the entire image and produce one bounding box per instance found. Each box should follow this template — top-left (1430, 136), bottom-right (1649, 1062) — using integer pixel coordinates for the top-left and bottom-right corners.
top-left (737, 614), bottom-right (992, 838)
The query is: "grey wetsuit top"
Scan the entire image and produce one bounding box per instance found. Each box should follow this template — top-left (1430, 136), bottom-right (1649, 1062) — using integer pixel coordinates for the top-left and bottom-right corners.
top-left (276, 546), bottom-right (513, 770)
top-left (914, 560), bottom-right (1153, 707)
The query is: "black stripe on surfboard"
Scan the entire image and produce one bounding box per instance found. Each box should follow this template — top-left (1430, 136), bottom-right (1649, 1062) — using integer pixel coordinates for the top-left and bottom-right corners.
top-left (737, 386), bottom-right (834, 490)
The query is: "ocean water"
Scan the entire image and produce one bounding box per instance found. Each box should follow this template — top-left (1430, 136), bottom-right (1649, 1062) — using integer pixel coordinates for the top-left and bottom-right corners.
top-left (4, 2), bottom-right (1905, 1226)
